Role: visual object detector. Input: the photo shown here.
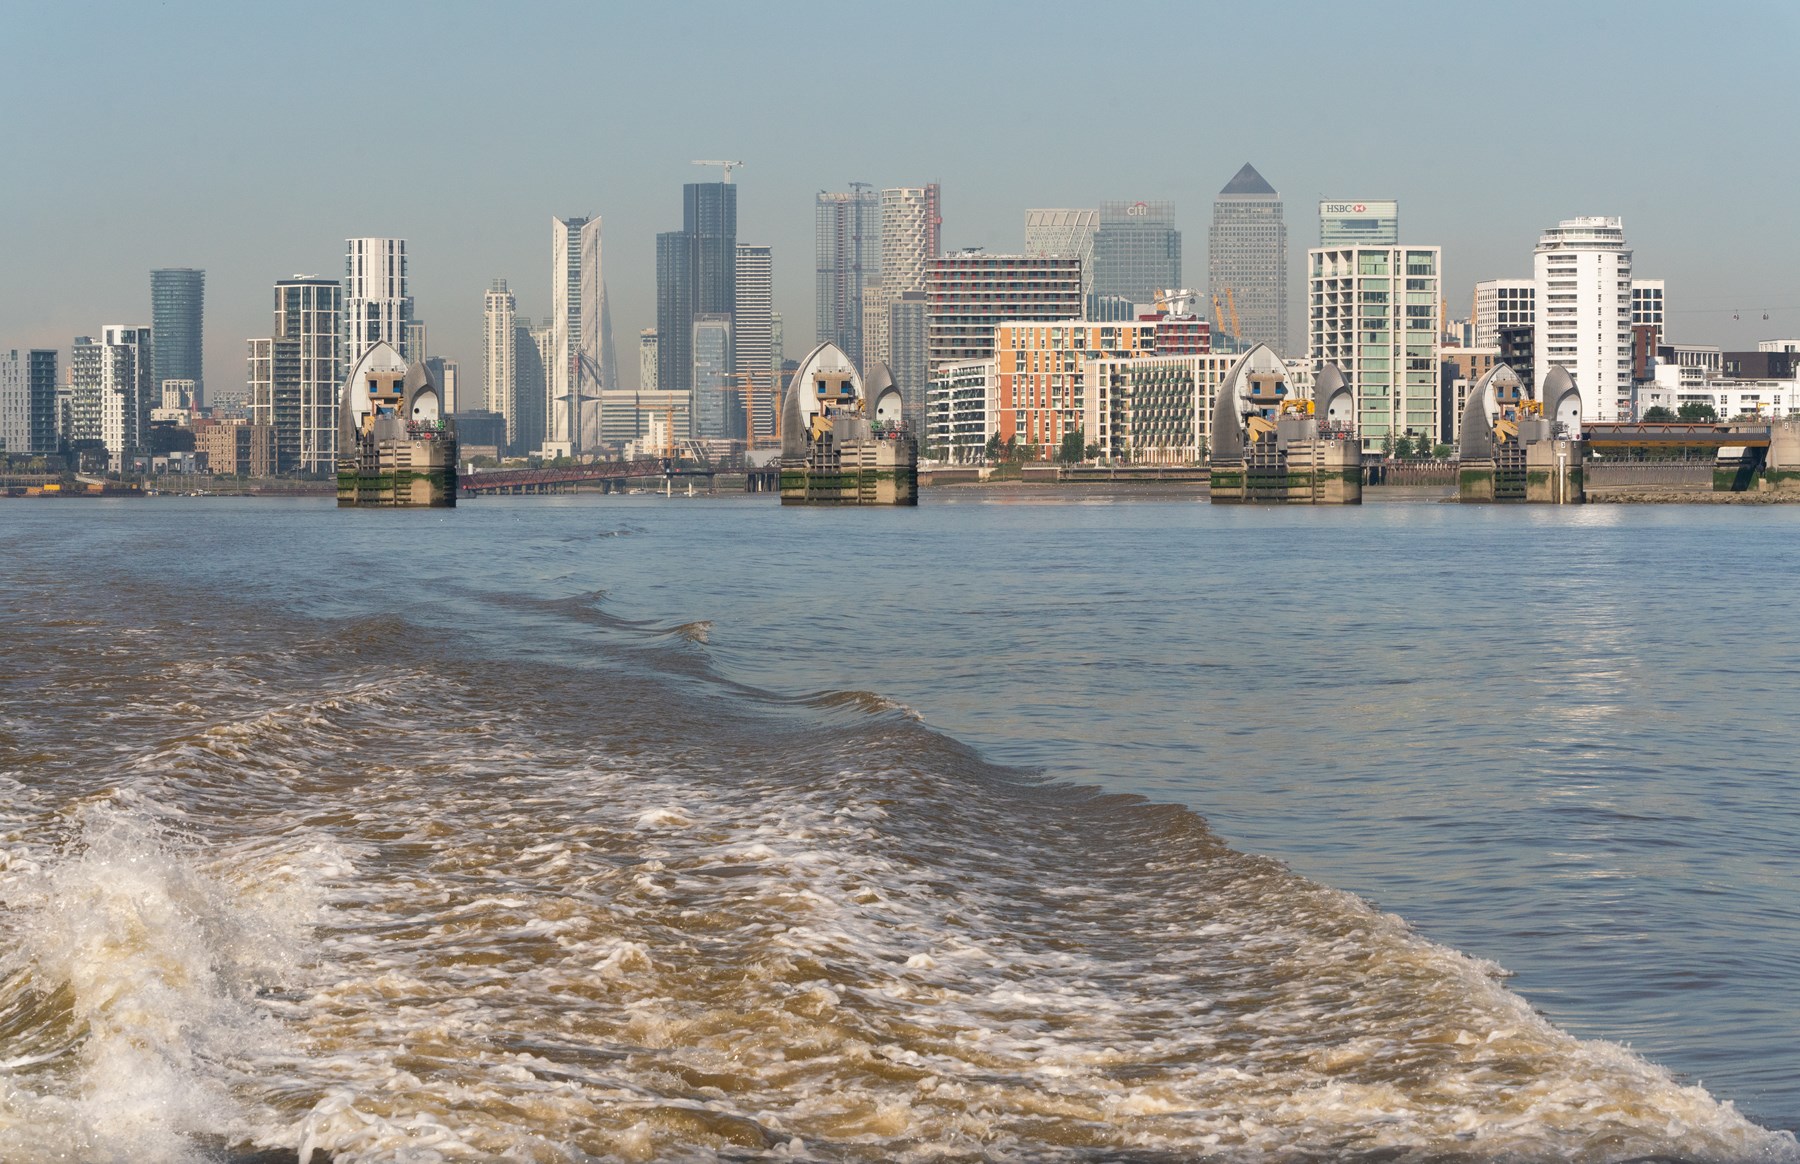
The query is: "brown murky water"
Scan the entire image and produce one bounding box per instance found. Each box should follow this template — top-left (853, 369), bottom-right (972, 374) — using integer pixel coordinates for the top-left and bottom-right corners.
top-left (0, 497), bottom-right (1794, 1162)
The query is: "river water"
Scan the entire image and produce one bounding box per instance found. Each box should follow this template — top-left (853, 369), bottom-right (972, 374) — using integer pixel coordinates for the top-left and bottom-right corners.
top-left (1, 491), bottom-right (1797, 1162)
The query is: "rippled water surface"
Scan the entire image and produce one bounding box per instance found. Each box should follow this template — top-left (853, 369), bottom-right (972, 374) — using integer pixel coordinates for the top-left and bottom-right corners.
top-left (2, 491), bottom-right (1797, 1162)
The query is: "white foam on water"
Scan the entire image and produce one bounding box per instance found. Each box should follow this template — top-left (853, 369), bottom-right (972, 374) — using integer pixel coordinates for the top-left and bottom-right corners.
top-left (0, 803), bottom-right (321, 1163)
top-left (6, 603), bottom-right (1797, 1163)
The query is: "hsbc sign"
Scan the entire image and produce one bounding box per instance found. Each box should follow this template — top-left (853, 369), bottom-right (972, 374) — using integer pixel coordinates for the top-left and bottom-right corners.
top-left (1321, 200), bottom-right (1397, 217)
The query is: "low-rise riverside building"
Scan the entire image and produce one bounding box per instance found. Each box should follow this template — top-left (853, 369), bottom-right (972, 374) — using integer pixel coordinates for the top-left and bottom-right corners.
top-left (192, 417), bottom-right (277, 476)
top-left (926, 359), bottom-right (994, 463)
top-left (995, 319), bottom-right (1157, 457)
top-left (1085, 354), bottom-right (1231, 464)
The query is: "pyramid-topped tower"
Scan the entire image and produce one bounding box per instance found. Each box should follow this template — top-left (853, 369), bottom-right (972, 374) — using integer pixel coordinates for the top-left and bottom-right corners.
top-left (1208, 164), bottom-right (1288, 356)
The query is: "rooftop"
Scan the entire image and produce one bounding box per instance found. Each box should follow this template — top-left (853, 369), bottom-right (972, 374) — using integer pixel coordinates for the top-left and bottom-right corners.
top-left (1219, 163), bottom-right (1277, 197)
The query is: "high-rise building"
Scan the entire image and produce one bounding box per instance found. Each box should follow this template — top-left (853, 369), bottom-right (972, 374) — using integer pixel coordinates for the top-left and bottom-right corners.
top-left (1631, 279), bottom-right (1666, 346)
top-left (1474, 279), bottom-right (1535, 349)
top-left (881, 185), bottom-right (940, 296)
top-left (656, 181), bottom-right (737, 399)
top-left (1309, 245), bottom-right (1443, 443)
top-left (1093, 201), bottom-right (1180, 320)
top-left (550, 216), bottom-right (615, 455)
top-left (1533, 216), bottom-right (1633, 421)
top-left (270, 276), bottom-right (343, 473)
top-left (687, 183), bottom-right (737, 318)
top-left (734, 244), bottom-right (774, 437)
top-left (1319, 201), bottom-right (1399, 248)
top-left (816, 185), bottom-right (881, 368)
top-left (424, 357), bottom-right (459, 414)
top-left (1209, 164), bottom-right (1288, 354)
top-left (655, 230), bottom-right (692, 399)
top-left (925, 253), bottom-right (1084, 370)
top-left (70, 326), bottom-right (152, 467)
top-left (0, 349), bottom-right (58, 455)
top-left (150, 268), bottom-right (204, 408)
top-left (889, 290), bottom-right (929, 429)
top-left (1024, 209), bottom-right (1098, 306)
top-left (405, 320), bottom-right (428, 362)
top-left (691, 314), bottom-right (733, 439)
top-left (1499, 325), bottom-right (1536, 385)
top-left (246, 336), bottom-right (301, 471)
top-left (483, 280), bottom-right (518, 448)
top-left (516, 319), bottom-right (550, 455)
top-left (344, 238), bottom-right (411, 363)
top-left (68, 337), bottom-right (102, 450)
top-left (0, 351), bottom-right (28, 454)
top-left (31, 349), bottom-right (57, 453)
top-left (862, 281), bottom-right (890, 365)
top-left (639, 329), bottom-right (658, 391)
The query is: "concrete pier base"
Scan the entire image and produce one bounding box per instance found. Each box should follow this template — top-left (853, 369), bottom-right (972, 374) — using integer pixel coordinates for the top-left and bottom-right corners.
top-left (1525, 438), bottom-right (1586, 504)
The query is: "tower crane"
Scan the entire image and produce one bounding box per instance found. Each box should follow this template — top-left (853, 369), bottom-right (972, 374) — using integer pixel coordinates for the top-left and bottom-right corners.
top-left (692, 160), bottom-right (745, 183)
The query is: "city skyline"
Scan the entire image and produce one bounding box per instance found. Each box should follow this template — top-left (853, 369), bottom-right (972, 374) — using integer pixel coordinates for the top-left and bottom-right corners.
top-left (2, 2), bottom-right (1795, 398)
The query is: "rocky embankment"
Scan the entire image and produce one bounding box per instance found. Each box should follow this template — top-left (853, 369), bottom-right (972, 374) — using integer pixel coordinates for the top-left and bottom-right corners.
top-left (1589, 488), bottom-right (1800, 504)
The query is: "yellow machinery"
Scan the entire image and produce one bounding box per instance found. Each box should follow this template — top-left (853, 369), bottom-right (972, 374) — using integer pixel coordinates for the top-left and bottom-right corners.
top-left (1210, 290), bottom-right (1244, 347)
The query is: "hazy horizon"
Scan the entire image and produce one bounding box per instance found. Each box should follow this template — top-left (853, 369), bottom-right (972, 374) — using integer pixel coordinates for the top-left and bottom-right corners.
top-left (4, 0), bottom-right (1796, 397)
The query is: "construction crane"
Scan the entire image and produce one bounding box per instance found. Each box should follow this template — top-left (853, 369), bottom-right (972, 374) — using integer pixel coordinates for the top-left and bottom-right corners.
top-left (692, 160), bottom-right (745, 183)
top-left (733, 371), bottom-right (783, 449)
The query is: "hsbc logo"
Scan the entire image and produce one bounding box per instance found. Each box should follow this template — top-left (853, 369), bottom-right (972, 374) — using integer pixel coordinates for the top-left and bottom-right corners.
top-left (1322, 200), bottom-right (1394, 216)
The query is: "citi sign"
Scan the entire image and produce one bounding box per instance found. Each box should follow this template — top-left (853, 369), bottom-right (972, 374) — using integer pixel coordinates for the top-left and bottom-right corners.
top-left (1126, 202), bottom-right (1152, 216)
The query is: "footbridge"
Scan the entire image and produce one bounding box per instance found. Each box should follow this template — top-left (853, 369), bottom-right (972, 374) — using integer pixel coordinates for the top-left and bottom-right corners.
top-left (460, 459), bottom-right (713, 496)
top-left (1582, 421), bottom-right (1772, 451)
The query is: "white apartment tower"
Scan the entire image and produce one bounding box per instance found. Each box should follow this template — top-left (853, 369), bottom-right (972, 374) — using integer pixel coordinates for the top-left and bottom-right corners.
top-left (483, 280), bottom-right (518, 448)
top-left (344, 238), bottom-right (411, 363)
top-left (1309, 246), bottom-right (1443, 444)
top-left (734, 244), bottom-right (775, 437)
top-left (273, 276), bottom-right (343, 473)
top-left (639, 329), bottom-right (658, 391)
top-left (881, 185), bottom-right (941, 296)
top-left (71, 326), bottom-right (152, 467)
top-left (550, 216), bottom-right (613, 455)
top-left (1533, 216), bottom-right (1632, 422)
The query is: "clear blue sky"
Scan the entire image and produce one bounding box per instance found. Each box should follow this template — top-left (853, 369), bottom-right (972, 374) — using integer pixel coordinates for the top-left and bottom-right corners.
top-left (3, 0), bottom-right (1795, 396)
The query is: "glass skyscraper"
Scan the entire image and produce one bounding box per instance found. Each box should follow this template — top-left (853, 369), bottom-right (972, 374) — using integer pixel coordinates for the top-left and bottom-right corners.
top-left (816, 186), bottom-right (881, 370)
top-left (656, 230), bottom-right (694, 396)
top-left (151, 268), bottom-right (204, 407)
top-left (656, 182), bottom-right (737, 398)
top-left (1319, 200), bottom-right (1399, 248)
top-left (691, 314), bottom-right (733, 439)
top-left (1093, 202), bottom-right (1180, 320)
top-left (1208, 164), bottom-right (1288, 355)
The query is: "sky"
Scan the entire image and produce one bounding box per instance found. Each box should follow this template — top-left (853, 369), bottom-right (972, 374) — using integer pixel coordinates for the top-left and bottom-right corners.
top-left (3, 0), bottom-right (1797, 400)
